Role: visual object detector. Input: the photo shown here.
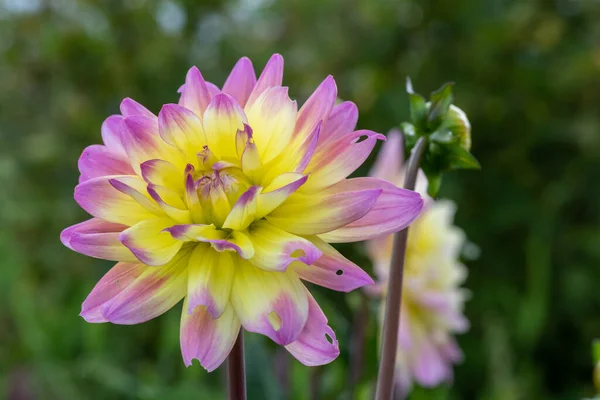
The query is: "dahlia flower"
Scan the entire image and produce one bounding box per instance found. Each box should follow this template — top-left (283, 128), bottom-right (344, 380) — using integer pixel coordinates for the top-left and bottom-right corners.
top-left (61, 54), bottom-right (424, 371)
top-left (367, 130), bottom-right (469, 394)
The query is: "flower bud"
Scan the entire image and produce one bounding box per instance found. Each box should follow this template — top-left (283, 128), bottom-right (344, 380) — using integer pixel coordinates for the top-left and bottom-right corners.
top-left (402, 79), bottom-right (478, 197)
top-left (446, 104), bottom-right (471, 151)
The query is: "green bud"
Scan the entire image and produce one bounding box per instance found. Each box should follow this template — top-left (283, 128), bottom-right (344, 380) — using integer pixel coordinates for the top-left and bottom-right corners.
top-left (423, 102), bottom-right (472, 152)
top-left (402, 79), bottom-right (479, 197)
top-left (446, 104), bottom-right (472, 151)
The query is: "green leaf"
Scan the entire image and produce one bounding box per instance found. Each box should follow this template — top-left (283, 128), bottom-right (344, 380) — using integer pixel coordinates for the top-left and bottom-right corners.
top-left (427, 82), bottom-right (454, 128)
top-left (406, 77), bottom-right (427, 128)
top-left (424, 170), bottom-right (442, 198)
top-left (448, 145), bottom-right (481, 170)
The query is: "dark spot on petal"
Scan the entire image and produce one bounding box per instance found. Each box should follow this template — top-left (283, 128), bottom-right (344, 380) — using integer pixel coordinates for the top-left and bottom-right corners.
top-left (336, 269), bottom-right (343, 276)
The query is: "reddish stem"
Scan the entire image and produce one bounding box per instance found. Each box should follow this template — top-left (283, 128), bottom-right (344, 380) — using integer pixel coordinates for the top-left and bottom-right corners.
top-left (375, 136), bottom-right (427, 400)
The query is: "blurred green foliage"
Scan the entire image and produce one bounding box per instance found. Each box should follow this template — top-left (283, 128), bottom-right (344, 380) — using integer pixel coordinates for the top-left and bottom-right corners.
top-left (1, 0), bottom-right (600, 399)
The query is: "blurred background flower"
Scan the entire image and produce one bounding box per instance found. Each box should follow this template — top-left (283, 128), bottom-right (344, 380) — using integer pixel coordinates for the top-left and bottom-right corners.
top-left (2, 0), bottom-right (600, 399)
top-left (367, 131), bottom-right (469, 398)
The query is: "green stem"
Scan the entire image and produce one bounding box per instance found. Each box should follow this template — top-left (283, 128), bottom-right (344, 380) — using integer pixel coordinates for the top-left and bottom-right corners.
top-left (375, 136), bottom-right (428, 400)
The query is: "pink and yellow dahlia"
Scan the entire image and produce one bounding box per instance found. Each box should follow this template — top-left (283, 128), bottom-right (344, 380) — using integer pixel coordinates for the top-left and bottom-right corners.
top-left (367, 130), bottom-right (469, 395)
top-left (61, 54), bottom-right (424, 370)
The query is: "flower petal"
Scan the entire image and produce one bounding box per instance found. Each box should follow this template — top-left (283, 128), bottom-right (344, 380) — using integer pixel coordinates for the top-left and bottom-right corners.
top-left (247, 220), bottom-right (322, 272)
top-left (78, 144), bottom-right (134, 183)
top-left (158, 104), bottom-right (206, 163)
top-left (121, 116), bottom-right (185, 174)
top-left (140, 159), bottom-right (183, 193)
top-left (74, 176), bottom-right (157, 226)
top-left (202, 93), bottom-right (248, 160)
top-left (167, 223), bottom-right (226, 242)
top-left (98, 250), bottom-right (190, 324)
top-left (206, 82), bottom-right (221, 97)
top-left (197, 174), bottom-right (232, 227)
top-left (120, 98), bottom-right (156, 119)
top-left (294, 75), bottom-right (337, 139)
top-left (410, 336), bottom-right (453, 387)
top-left (166, 224), bottom-right (254, 259)
top-left (245, 86), bottom-right (297, 163)
top-left (230, 261), bottom-right (308, 345)
top-left (246, 54), bottom-right (284, 109)
top-left (266, 180), bottom-right (382, 236)
top-left (178, 66), bottom-right (212, 116)
top-left (292, 236), bottom-right (374, 292)
top-left (101, 115), bottom-right (127, 156)
top-left (257, 173), bottom-right (308, 218)
top-left (222, 186), bottom-right (260, 231)
top-left (61, 218), bottom-right (136, 262)
top-left (302, 130), bottom-right (385, 192)
top-left (293, 121), bottom-right (321, 173)
top-left (119, 217), bottom-right (183, 266)
top-left (241, 138), bottom-right (264, 181)
top-left (108, 176), bottom-right (163, 215)
top-left (318, 101), bottom-right (358, 146)
top-left (285, 290), bottom-right (339, 366)
top-left (318, 178), bottom-right (423, 243)
top-left (369, 129), bottom-right (403, 184)
top-left (262, 121), bottom-right (320, 183)
top-left (180, 298), bottom-right (240, 371)
top-left (187, 244), bottom-right (235, 318)
top-left (185, 169), bottom-right (205, 223)
top-left (440, 337), bottom-right (464, 363)
top-left (209, 230), bottom-right (255, 259)
top-left (222, 57), bottom-right (257, 108)
top-left (80, 262), bottom-right (145, 323)
top-left (147, 184), bottom-right (192, 223)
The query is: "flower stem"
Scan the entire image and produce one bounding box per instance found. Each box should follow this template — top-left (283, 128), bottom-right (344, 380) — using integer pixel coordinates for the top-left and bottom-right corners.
top-left (375, 136), bottom-right (428, 400)
top-left (227, 331), bottom-right (246, 400)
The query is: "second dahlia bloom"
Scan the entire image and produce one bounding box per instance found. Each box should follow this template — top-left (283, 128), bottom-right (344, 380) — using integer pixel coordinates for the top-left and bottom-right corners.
top-left (61, 55), bottom-right (423, 370)
top-left (367, 131), bottom-right (469, 395)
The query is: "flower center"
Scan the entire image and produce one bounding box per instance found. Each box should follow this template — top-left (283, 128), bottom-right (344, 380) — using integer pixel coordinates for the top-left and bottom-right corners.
top-left (186, 148), bottom-right (253, 227)
top-left (197, 169), bottom-right (250, 205)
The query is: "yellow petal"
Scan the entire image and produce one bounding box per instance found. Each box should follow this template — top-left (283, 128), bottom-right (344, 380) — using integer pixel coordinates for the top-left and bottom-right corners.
top-left (223, 186), bottom-right (260, 231)
top-left (119, 217), bottom-right (183, 266)
top-left (230, 260), bottom-right (308, 345)
top-left (246, 220), bottom-right (322, 272)
top-left (203, 94), bottom-right (247, 160)
top-left (187, 244), bottom-right (236, 318)
top-left (245, 86), bottom-right (297, 163)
